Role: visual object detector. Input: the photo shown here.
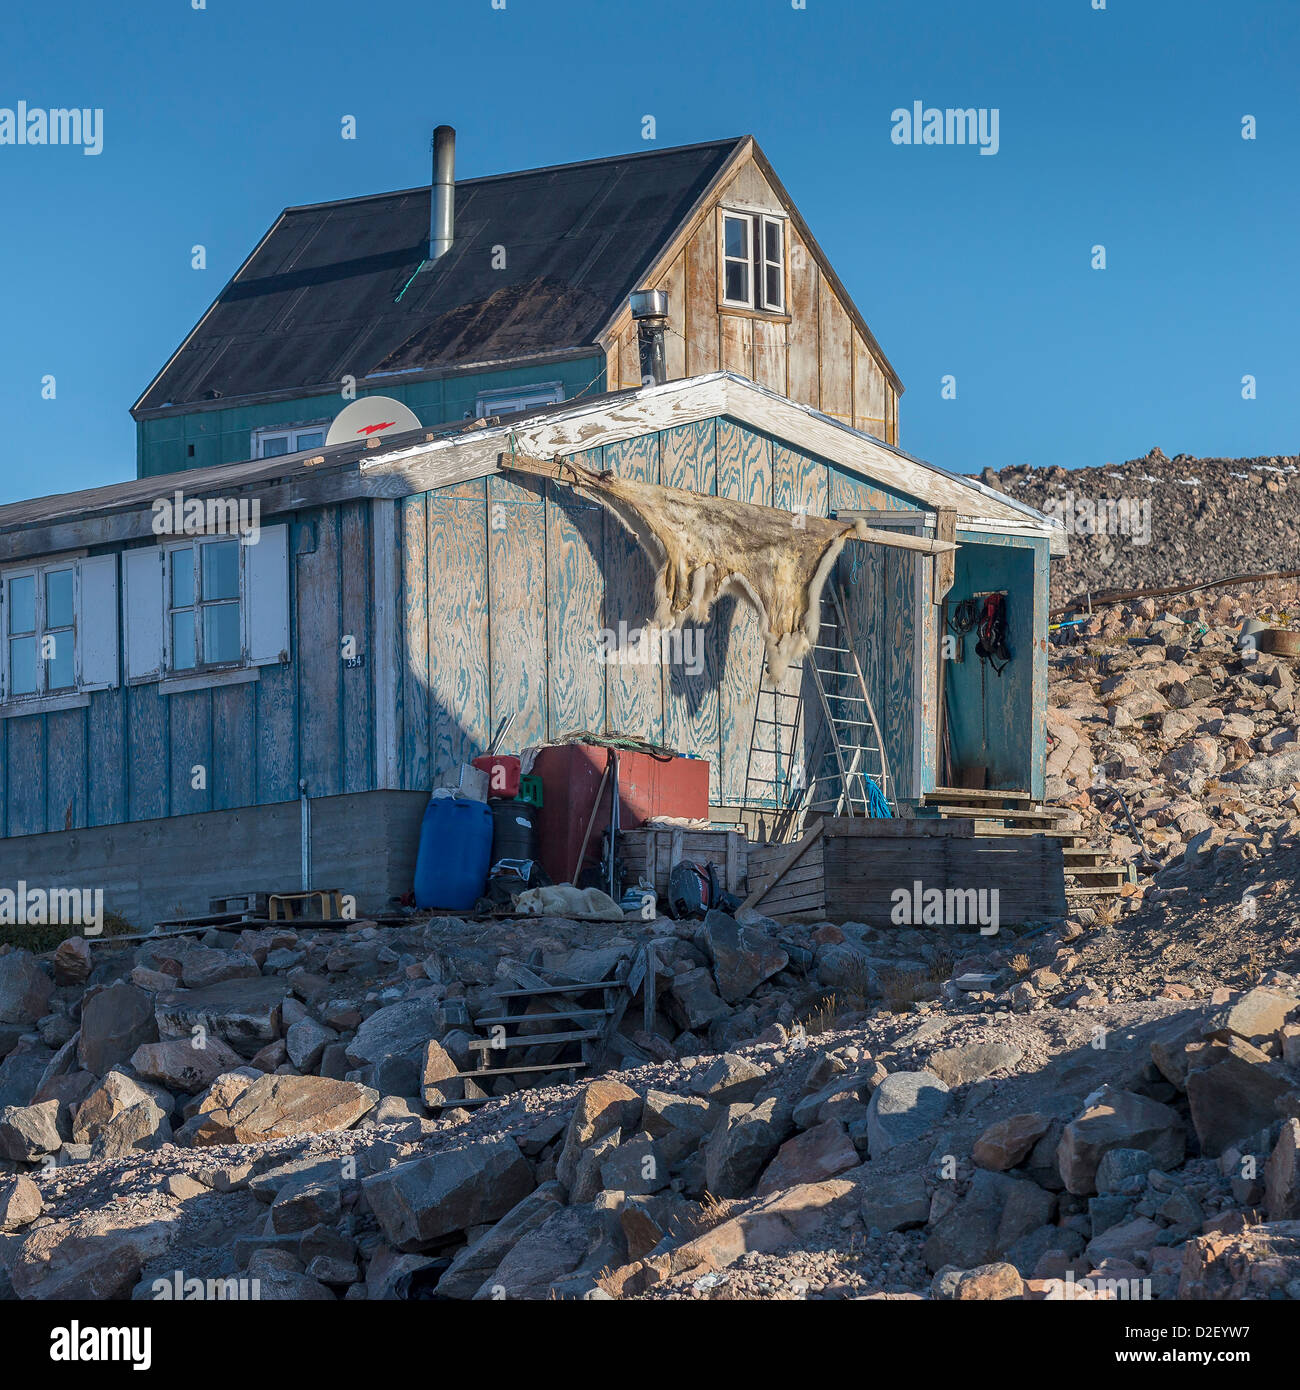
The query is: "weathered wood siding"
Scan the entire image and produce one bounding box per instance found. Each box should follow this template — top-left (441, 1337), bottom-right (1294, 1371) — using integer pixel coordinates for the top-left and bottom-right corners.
top-left (0, 501), bottom-right (378, 840)
top-left (398, 417), bottom-right (943, 806)
top-left (602, 151), bottom-right (899, 443)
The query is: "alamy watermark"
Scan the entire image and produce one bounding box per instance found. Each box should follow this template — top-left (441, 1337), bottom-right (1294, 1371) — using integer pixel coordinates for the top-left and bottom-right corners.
top-left (152, 491), bottom-right (261, 543)
top-left (597, 622), bottom-right (705, 677)
top-left (151, 1269), bottom-right (261, 1300)
top-left (0, 103), bottom-right (103, 155)
top-left (0, 882), bottom-right (102, 933)
top-left (890, 879), bottom-right (1000, 934)
top-left (891, 101), bottom-right (1000, 156)
top-left (1040, 491), bottom-right (1152, 545)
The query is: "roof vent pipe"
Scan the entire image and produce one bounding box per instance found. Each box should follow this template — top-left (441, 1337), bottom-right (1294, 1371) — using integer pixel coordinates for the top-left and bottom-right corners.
top-left (629, 289), bottom-right (669, 387)
top-left (430, 125), bottom-right (455, 262)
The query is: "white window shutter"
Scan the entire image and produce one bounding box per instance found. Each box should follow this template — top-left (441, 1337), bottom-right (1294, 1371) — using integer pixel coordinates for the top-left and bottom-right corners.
top-left (123, 546), bottom-right (164, 682)
top-left (78, 554), bottom-right (119, 689)
top-left (245, 523), bottom-right (290, 665)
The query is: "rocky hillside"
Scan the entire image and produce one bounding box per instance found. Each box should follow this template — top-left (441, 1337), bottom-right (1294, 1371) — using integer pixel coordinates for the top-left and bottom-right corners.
top-left (975, 448), bottom-right (1300, 607)
top-left (2, 585), bottom-right (1300, 1304)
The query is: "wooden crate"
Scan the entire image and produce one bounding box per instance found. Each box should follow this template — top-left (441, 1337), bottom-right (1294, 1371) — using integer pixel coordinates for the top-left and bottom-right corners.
top-left (619, 825), bottom-right (747, 898)
top-left (746, 817), bottom-right (1065, 926)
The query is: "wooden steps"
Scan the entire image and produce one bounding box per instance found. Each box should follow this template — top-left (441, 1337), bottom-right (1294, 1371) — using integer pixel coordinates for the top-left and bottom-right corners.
top-left (474, 1007), bottom-right (613, 1027)
top-left (921, 788), bottom-right (1135, 902)
top-left (427, 967), bottom-right (635, 1108)
top-left (466, 1028), bottom-right (603, 1052)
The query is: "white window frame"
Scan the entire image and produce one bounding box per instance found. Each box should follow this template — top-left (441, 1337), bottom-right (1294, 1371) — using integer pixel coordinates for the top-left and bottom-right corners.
top-left (720, 209), bottom-right (787, 314)
top-left (721, 212), bottom-right (754, 309)
top-left (251, 423), bottom-right (329, 459)
top-left (162, 536), bottom-right (247, 675)
top-left (1, 560), bottom-right (77, 700)
top-left (758, 213), bottom-right (786, 313)
top-left (472, 383), bottom-right (565, 419)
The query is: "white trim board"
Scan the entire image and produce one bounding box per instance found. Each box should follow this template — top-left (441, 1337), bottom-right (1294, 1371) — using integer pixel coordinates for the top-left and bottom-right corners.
top-left (358, 373), bottom-right (1062, 544)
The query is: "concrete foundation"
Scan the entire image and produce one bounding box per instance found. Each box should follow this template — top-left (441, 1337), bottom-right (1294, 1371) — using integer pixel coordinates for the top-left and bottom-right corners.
top-left (0, 791), bottom-right (429, 930)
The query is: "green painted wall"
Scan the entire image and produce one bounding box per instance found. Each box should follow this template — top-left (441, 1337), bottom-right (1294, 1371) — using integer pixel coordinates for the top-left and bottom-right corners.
top-left (135, 356), bottom-right (606, 478)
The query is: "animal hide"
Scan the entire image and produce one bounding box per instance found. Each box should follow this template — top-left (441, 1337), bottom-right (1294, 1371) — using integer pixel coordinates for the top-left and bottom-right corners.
top-left (515, 457), bottom-right (953, 685)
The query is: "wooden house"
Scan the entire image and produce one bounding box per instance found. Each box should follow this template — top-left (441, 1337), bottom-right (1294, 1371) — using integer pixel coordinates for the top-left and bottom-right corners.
top-left (0, 373), bottom-right (1061, 924)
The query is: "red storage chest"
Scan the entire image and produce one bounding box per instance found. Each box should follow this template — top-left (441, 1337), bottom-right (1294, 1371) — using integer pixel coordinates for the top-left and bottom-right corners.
top-left (532, 744), bottom-right (710, 885)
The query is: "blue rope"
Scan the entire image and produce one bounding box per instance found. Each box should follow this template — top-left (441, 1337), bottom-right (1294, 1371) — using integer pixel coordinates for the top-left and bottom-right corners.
top-left (864, 776), bottom-right (892, 818)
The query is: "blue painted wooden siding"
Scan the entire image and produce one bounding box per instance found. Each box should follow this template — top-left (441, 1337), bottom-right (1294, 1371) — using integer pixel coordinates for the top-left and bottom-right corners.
top-left (942, 534), bottom-right (1049, 796)
top-left (136, 357), bottom-right (606, 478)
top-left (0, 500), bottom-right (376, 839)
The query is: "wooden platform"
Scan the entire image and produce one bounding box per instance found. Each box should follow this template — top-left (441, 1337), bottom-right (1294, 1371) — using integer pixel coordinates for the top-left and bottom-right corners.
top-left (746, 815), bottom-right (1066, 926)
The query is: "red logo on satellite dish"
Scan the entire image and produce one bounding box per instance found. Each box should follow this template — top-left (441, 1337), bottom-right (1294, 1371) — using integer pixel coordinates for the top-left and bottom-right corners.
top-left (356, 421), bottom-right (396, 436)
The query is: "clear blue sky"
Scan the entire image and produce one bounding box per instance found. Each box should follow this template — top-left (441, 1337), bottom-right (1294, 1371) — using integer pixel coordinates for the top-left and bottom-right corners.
top-left (1, 0), bottom-right (1295, 502)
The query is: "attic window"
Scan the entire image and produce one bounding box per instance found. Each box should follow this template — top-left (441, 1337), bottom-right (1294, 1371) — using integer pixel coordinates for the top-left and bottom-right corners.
top-left (472, 383), bottom-right (564, 419)
top-left (720, 211), bottom-right (786, 314)
top-left (252, 425), bottom-right (327, 459)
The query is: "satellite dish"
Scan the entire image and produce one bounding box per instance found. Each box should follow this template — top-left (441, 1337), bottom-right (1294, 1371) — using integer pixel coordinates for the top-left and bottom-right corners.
top-left (325, 395), bottom-right (423, 448)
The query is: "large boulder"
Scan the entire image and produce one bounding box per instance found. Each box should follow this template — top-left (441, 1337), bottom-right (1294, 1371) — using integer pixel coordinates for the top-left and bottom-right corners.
top-left (866, 1071), bottom-right (950, 1156)
top-left (52, 938), bottom-right (92, 987)
top-left (756, 1118), bottom-right (859, 1194)
top-left (130, 1036), bottom-right (244, 1094)
top-left (188, 1073), bottom-right (376, 1146)
top-left (0, 1173), bottom-right (43, 1232)
top-left (78, 984), bottom-right (159, 1076)
top-left (344, 997), bottom-right (448, 1067)
top-left (687, 1053), bottom-right (768, 1105)
top-left (1056, 1088), bottom-right (1185, 1194)
top-left (178, 947), bottom-right (260, 990)
top-left (363, 1137), bottom-right (534, 1251)
top-left (419, 1039), bottom-right (463, 1107)
top-left (923, 1169), bottom-right (1056, 1272)
top-left (1207, 987), bottom-right (1297, 1047)
top-left (0, 1041), bottom-right (55, 1108)
top-left (1185, 1040), bottom-right (1295, 1158)
top-left (705, 1098), bottom-right (792, 1199)
top-left (285, 1018), bottom-right (338, 1073)
top-left (640, 1090), bottom-right (722, 1163)
top-left (664, 968), bottom-right (732, 1032)
top-left (860, 1171), bottom-right (931, 1233)
top-left (698, 911), bottom-right (788, 1004)
top-left (0, 1099), bottom-right (63, 1160)
top-left (556, 1080), bottom-right (642, 1188)
top-left (435, 1182), bottom-right (566, 1300)
top-left (471, 1204), bottom-right (608, 1300)
top-left (928, 1041), bottom-right (1024, 1088)
top-left (1265, 1119), bottom-right (1300, 1222)
top-left (973, 1113), bottom-right (1052, 1172)
top-left (0, 950), bottom-right (52, 1026)
top-left (154, 977), bottom-right (287, 1059)
top-left (72, 1070), bottom-right (171, 1143)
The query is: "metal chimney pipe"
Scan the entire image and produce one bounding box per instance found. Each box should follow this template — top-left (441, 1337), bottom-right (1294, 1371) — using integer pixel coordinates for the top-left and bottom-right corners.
top-left (629, 289), bottom-right (669, 387)
top-left (430, 125), bottom-right (455, 262)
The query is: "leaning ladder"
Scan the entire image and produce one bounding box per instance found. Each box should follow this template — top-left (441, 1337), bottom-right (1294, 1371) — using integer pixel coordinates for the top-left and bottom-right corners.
top-left (743, 582), bottom-right (893, 822)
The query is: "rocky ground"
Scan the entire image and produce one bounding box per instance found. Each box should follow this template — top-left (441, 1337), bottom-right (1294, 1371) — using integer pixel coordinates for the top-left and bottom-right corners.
top-left (3, 585), bottom-right (1300, 1304)
top-left (976, 447), bottom-right (1300, 607)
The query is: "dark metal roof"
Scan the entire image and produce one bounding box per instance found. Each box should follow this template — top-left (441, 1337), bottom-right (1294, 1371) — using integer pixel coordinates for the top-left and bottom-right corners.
top-left (133, 138), bottom-right (746, 418)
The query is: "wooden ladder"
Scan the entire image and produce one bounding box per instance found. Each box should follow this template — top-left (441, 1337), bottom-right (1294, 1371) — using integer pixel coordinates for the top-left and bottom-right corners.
top-left (744, 582), bottom-right (894, 827)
